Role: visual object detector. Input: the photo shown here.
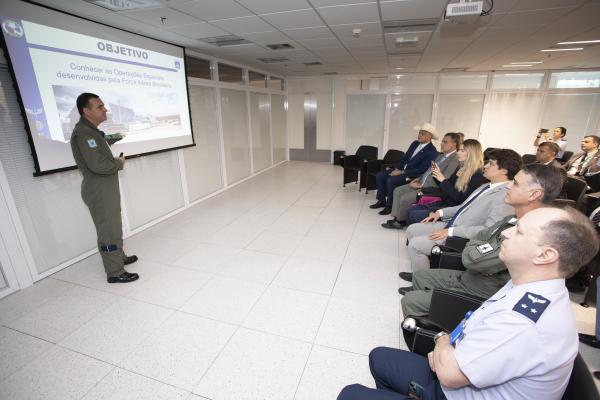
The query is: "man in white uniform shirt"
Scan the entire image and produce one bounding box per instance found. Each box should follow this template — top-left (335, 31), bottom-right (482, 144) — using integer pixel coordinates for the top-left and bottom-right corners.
top-left (337, 206), bottom-right (598, 400)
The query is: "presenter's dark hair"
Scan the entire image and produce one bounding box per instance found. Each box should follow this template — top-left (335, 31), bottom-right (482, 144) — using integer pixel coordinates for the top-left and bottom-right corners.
top-left (76, 93), bottom-right (99, 116)
top-left (557, 126), bottom-right (567, 137)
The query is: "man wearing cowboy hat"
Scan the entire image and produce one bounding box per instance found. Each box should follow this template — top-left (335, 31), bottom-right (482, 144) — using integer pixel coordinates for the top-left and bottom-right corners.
top-left (371, 123), bottom-right (439, 215)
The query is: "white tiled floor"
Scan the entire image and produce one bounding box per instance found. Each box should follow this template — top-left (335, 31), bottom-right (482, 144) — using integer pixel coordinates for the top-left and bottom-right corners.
top-left (0, 162), bottom-right (398, 399)
top-left (2, 161), bottom-right (596, 399)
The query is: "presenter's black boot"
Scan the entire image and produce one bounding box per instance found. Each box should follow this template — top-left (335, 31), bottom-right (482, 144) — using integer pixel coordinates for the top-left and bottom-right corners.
top-left (107, 272), bottom-right (139, 283)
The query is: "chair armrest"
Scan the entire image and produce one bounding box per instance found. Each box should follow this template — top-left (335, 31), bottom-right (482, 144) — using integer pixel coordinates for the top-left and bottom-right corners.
top-left (366, 159), bottom-right (385, 173)
top-left (429, 288), bottom-right (485, 332)
top-left (342, 154), bottom-right (359, 168)
top-left (445, 237), bottom-right (469, 252)
top-left (430, 245), bottom-right (465, 270)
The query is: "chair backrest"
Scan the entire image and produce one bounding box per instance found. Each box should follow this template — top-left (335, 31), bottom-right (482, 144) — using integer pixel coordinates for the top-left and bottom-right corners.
top-left (560, 151), bottom-right (574, 164)
top-left (522, 154), bottom-right (537, 164)
top-left (356, 145), bottom-right (378, 161)
top-left (561, 353), bottom-right (600, 400)
top-left (383, 149), bottom-right (405, 163)
top-left (562, 176), bottom-right (588, 203)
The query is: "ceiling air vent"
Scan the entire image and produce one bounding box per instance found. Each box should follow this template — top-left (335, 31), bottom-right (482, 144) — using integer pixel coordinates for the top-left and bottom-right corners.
top-left (257, 57), bottom-right (291, 64)
top-left (198, 35), bottom-right (251, 47)
top-left (304, 61), bottom-right (322, 66)
top-left (440, 67), bottom-right (468, 72)
top-left (266, 43), bottom-right (295, 50)
top-left (324, 72), bottom-right (338, 75)
top-left (383, 18), bottom-right (439, 33)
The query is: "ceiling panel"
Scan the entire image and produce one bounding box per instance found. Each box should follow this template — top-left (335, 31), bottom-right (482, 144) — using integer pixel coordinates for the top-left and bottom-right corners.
top-left (260, 9), bottom-right (323, 30)
top-left (235, 0), bottom-right (311, 14)
top-left (341, 34), bottom-right (385, 48)
top-left (379, 0), bottom-right (447, 21)
top-left (316, 3), bottom-right (379, 26)
top-left (239, 31), bottom-right (297, 45)
top-left (171, 0), bottom-right (253, 21)
top-left (298, 37), bottom-right (344, 49)
top-left (513, 0), bottom-right (588, 12)
top-left (388, 54), bottom-right (421, 67)
top-left (120, 7), bottom-right (201, 27)
top-left (167, 22), bottom-right (231, 39)
top-left (330, 21), bottom-right (383, 38)
top-left (492, 7), bottom-right (576, 28)
top-left (281, 26), bottom-right (332, 40)
top-left (210, 15), bottom-right (274, 33)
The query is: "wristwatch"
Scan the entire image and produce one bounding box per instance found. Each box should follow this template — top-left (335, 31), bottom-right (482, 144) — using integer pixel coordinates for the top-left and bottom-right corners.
top-left (434, 332), bottom-right (448, 344)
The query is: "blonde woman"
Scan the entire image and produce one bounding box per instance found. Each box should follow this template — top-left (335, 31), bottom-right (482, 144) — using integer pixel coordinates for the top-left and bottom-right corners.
top-left (406, 139), bottom-right (485, 226)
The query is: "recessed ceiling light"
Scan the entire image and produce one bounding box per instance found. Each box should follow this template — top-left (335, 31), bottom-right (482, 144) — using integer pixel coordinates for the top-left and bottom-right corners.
top-left (503, 64), bottom-right (533, 67)
top-left (541, 48), bottom-right (583, 52)
top-left (510, 61), bottom-right (543, 64)
top-left (395, 67), bottom-right (404, 70)
top-left (557, 40), bottom-right (600, 45)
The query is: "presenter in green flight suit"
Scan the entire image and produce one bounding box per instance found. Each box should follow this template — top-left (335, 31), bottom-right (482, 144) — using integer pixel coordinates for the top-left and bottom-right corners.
top-left (70, 92), bottom-right (139, 283)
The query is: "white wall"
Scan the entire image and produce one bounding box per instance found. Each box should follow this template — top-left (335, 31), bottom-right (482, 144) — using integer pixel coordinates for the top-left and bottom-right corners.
top-left (288, 70), bottom-right (600, 158)
top-left (0, 52), bottom-right (288, 293)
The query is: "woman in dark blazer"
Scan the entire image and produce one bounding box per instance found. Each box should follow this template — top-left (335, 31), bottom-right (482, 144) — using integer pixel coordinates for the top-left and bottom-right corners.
top-left (406, 139), bottom-right (485, 226)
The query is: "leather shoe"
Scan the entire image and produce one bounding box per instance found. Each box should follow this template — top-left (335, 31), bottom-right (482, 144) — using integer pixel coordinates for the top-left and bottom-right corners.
top-left (399, 272), bottom-right (413, 282)
top-left (378, 207), bottom-right (391, 215)
top-left (382, 220), bottom-right (405, 230)
top-left (107, 272), bottom-right (139, 283)
top-left (124, 255), bottom-right (138, 265)
top-left (579, 333), bottom-right (600, 348)
top-left (398, 286), bottom-right (414, 295)
top-left (369, 200), bottom-right (386, 209)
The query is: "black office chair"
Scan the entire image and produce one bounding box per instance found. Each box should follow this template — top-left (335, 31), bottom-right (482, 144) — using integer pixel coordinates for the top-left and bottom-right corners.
top-left (561, 353), bottom-right (600, 400)
top-left (558, 176), bottom-right (588, 211)
top-left (429, 237), bottom-right (469, 270)
top-left (559, 151), bottom-right (574, 165)
top-left (341, 145), bottom-right (378, 188)
top-left (361, 149), bottom-right (405, 193)
top-left (522, 154), bottom-right (537, 164)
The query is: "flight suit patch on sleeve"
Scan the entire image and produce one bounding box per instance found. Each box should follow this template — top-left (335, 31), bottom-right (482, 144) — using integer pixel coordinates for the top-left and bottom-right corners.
top-left (87, 138), bottom-right (97, 148)
top-left (477, 243), bottom-right (494, 254)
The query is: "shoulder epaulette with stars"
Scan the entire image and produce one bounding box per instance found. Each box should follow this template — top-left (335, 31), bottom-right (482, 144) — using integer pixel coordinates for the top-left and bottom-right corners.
top-left (512, 292), bottom-right (551, 323)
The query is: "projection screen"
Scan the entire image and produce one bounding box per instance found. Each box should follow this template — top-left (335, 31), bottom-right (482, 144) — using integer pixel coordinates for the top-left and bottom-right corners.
top-left (0, 0), bottom-right (195, 175)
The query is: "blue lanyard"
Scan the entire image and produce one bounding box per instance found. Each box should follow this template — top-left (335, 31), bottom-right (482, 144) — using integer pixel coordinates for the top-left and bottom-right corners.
top-left (449, 310), bottom-right (473, 346)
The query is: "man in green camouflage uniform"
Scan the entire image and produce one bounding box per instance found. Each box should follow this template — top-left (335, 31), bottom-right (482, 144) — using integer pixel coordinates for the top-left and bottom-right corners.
top-left (401, 164), bottom-right (565, 317)
top-left (70, 93), bottom-right (139, 283)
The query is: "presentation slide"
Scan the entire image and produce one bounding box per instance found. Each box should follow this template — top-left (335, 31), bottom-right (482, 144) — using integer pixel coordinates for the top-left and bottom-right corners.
top-left (0, 2), bottom-right (194, 174)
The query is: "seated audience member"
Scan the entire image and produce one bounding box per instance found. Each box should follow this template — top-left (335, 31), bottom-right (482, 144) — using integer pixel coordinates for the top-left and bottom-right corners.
top-left (370, 123), bottom-right (439, 215)
top-left (533, 126), bottom-right (568, 159)
top-left (565, 134), bottom-right (600, 177)
top-left (405, 149), bottom-right (522, 272)
top-left (381, 132), bottom-right (461, 229)
top-left (338, 206), bottom-right (599, 400)
top-left (398, 139), bottom-right (486, 228)
top-left (400, 164), bottom-right (565, 321)
top-left (535, 142), bottom-right (565, 169)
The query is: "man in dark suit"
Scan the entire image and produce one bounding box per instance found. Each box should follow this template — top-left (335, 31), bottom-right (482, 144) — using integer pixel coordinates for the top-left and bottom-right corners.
top-left (565, 135), bottom-right (600, 177)
top-left (370, 123), bottom-right (439, 214)
top-left (535, 142), bottom-right (565, 170)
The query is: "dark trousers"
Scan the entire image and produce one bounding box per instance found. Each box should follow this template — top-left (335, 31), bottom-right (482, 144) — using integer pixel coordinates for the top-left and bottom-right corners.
top-left (406, 202), bottom-right (444, 226)
top-left (376, 171), bottom-right (407, 208)
top-left (338, 348), bottom-right (446, 400)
